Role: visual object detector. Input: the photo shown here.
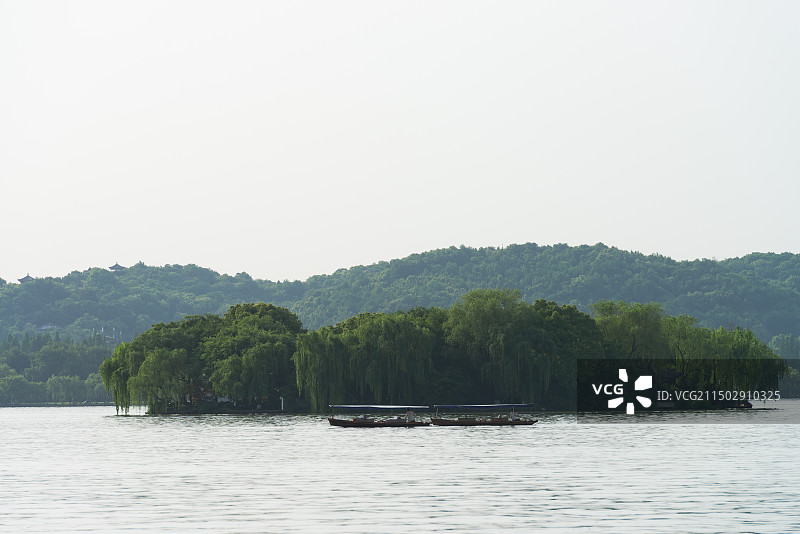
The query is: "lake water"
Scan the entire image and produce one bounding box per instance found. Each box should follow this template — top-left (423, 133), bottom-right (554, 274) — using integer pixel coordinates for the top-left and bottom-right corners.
top-left (2, 404), bottom-right (799, 533)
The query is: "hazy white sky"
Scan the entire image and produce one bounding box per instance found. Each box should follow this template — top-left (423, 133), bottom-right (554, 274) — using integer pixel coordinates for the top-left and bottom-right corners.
top-left (2, 1), bottom-right (798, 283)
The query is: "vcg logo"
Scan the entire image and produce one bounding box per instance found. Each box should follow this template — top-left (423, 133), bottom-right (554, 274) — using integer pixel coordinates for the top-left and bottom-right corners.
top-left (592, 369), bottom-right (653, 414)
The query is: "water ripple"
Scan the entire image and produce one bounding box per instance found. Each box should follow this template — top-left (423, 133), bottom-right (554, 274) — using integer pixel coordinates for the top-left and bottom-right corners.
top-left (1, 406), bottom-right (799, 532)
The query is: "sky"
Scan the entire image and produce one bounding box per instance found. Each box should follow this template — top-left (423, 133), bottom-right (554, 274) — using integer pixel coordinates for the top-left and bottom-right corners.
top-left (2, 1), bottom-right (798, 284)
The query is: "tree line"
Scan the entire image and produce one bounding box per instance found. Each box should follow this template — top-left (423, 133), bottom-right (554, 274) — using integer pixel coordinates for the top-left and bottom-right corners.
top-left (99, 290), bottom-right (787, 415)
top-left (0, 332), bottom-right (111, 404)
top-left (2, 244), bottom-right (799, 348)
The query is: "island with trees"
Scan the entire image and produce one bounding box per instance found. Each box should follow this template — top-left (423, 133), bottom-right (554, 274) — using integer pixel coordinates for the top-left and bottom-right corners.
top-left (98, 290), bottom-right (787, 415)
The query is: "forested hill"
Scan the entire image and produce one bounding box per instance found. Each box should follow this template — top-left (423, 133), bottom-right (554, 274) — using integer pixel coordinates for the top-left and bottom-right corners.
top-left (1, 243), bottom-right (799, 343)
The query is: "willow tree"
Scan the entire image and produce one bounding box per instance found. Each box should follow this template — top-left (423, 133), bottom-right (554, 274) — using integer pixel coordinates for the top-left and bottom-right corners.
top-left (100, 305), bottom-right (300, 414)
top-left (444, 289), bottom-right (562, 404)
top-left (206, 338), bottom-right (295, 405)
top-left (531, 299), bottom-right (604, 407)
top-left (126, 348), bottom-right (194, 414)
top-left (293, 311), bottom-right (436, 410)
top-left (201, 303), bottom-right (302, 407)
top-left (293, 328), bottom-right (349, 411)
top-left (100, 314), bottom-right (222, 414)
top-left (591, 300), bottom-right (670, 360)
top-left (99, 341), bottom-right (146, 414)
top-left (342, 313), bottom-right (435, 404)
top-left (706, 327), bottom-right (785, 392)
top-left (45, 375), bottom-right (85, 403)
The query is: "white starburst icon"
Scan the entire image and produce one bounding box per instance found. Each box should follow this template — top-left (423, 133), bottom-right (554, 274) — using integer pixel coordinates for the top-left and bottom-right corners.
top-left (607, 369), bottom-right (653, 414)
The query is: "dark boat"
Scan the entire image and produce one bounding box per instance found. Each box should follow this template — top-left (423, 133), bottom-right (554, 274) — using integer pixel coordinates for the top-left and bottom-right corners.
top-left (327, 405), bottom-right (431, 428)
top-left (430, 404), bottom-right (538, 427)
top-left (429, 416), bottom-right (537, 426)
top-left (328, 417), bottom-right (430, 428)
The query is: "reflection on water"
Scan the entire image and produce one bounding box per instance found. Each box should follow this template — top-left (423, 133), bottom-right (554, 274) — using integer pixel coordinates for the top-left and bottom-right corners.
top-left (1, 404), bottom-right (799, 533)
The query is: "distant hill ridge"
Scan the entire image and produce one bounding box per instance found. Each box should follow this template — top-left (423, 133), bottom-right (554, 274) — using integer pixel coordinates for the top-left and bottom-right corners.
top-left (1, 242), bottom-right (798, 343)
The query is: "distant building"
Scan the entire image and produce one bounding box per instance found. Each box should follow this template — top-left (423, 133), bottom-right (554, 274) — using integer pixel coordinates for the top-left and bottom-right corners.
top-left (18, 273), bottom-right (34, 283)
top-left (109, 263), bottom-right (126, 271)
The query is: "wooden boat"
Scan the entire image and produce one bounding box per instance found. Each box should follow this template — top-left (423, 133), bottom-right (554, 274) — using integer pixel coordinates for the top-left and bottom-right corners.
top-left (430, 416), bottom-right (537, 426)
top-left (430, 404), bottom-right (538, 427)
top-left (328, 417), bottom-right (430, 428)
top-left (328, 405), bottom-right (431, 428)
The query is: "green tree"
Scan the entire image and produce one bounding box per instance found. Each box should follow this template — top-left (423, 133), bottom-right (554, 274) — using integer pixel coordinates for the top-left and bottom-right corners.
top-left (85, 372), bottom-right (111, 402)
top-left (46, 375), bottom-right (86, 403)
top-left (294, 311), bottom-right (435, 409)
top-left (770, 334), bottom-right (800, 359)
top-left (293, 328), bottom-right (349, 411)
top-left (127, 348), bottom-right (195, 414)
top-left (202, 303), bottom-right (301, 407)
top-left (445, 289), bottom-right (558, 403)
top-left (0, 374), bottom-right (45, 404)
top-left (592, 300), bottom-right (670, 360)
top-left (101, 304), bottom-right (300, 414)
